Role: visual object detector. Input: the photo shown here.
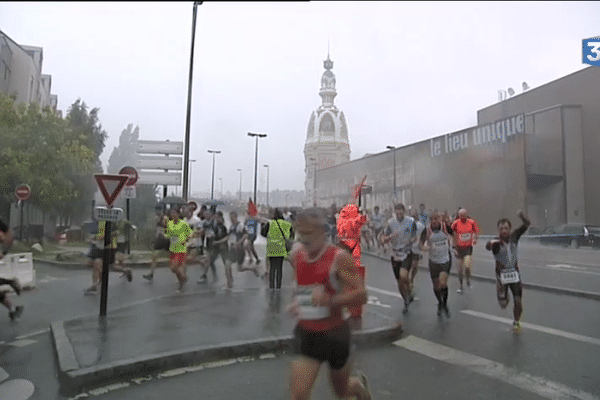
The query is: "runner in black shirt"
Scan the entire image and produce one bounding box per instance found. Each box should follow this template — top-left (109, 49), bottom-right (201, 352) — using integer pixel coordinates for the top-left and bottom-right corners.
top-left (485, 210), bottom-right (530, 333)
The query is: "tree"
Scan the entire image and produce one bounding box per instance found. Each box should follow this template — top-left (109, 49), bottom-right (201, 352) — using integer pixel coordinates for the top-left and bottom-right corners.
top-left (0, 94), bottom-right (102, 224)
top-left (107, 124), bottom-right (139, 174)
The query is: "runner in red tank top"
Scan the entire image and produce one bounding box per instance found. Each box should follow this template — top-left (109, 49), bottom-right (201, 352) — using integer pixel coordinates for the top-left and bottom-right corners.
top-left (451, 208), bottom-right (480, 293)
top-left (287, 208), bottom-right (372, 400)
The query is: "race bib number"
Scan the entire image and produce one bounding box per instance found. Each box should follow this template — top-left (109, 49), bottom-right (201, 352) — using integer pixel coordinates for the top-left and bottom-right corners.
top-left (170, 236), bottom-right (179, 246)
top-left (459, 233), bottom-right (472, 242)
top-left (296, 285), bottom-right (330, 320)
top-left (228, 234), bottom-right (237, 246)
top-left (500, 270), bottom-right (520, 285)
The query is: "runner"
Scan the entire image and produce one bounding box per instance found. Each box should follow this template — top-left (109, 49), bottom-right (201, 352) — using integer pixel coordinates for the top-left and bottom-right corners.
top-left (184, 207), bottom-right (203, 268)
top-left (84, 219), bottom-right (132, 295)
top-left (243, 211), bottom-right (261, 267)
top-left (419, 210), bottom-right (453, 317)
top-left (418, 203), bottom-right (428, 226)
top-left (360, 211), bottom-right (374, 251)
top-left (164, 208), bottom-right (192, 293)
top-left (409, 208), bottom-right (426, 302)
top-left (0, 218), bottom-right (24, 321)
top-left (227, 211), bottom-right (259, 286)
top-left (485, 210), bottom-right (530, 332)
top-left (198, 208), bottom-right (220, 284)
top-left (114, 217), bottom-right (135, 279)
top-left (143, 210), bottom-right (170, 282)
top-left (206, 211), bottom-right (230, 288)
top-left (382, 203), bottom-right (417, 314)
top-left (370, 206), bottom-right (386, 253)
top-left (287, 208), bottom-right (371, 400)
top-left (451, 208), bottom-right (480, 293)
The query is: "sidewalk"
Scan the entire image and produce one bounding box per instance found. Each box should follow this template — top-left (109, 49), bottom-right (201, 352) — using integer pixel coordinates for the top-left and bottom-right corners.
top-left (51, 284), bottom-right (402, 395)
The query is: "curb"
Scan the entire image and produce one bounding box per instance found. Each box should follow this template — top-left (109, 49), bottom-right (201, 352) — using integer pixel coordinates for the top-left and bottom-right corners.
top-left (363, 252), bottom-right (600, 301)
top-left (33, 258), bottom-right (169, 270)
top-left (52, 318), bottom-right (402, 394)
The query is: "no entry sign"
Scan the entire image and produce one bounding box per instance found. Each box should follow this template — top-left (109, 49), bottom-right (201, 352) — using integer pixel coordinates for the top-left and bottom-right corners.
top-left (119, 166), bottom-right (138, 186)
top-left (15, 184), bottom-right (31, 201)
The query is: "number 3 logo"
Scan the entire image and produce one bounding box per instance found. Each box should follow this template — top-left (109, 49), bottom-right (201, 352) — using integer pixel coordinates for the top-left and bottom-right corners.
top-left (587, 42), bottom-right (600, 62)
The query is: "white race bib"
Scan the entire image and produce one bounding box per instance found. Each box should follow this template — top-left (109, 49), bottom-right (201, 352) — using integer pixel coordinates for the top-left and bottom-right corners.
top-left (391, 249), bottom-right (408, 262)
top-left (500, 270), bottom-right (520, 284)
top-left (170, 236), bottom-right (179, 246)
top-left (296, 285), bottom-right (330, 320)
top-left (459, 233), bottom-right (472, 242)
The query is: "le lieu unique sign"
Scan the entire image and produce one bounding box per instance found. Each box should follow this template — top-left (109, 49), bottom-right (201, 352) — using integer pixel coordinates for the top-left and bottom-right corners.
top-left (430, 114), bottom-right (525, 158)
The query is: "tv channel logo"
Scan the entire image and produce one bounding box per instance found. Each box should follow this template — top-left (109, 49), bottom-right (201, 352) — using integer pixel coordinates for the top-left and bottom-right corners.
top-left (583, 37), bottom-right (600, 67)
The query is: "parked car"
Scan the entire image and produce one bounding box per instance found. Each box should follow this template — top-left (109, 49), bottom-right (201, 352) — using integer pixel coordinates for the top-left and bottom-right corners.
top-left (539, 223), bottom-right (600, 249)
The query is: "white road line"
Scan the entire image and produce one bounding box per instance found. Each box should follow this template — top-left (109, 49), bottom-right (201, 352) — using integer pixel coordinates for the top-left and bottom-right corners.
top-left (15, 328), bottom-right (49, 340)
top-left (367, 286), bottom-right (403, 300)
top-left (394, 335), bottom-right (599, 400)
top-left (472, 256), bottom-right (600, 276)
top-left (461, 310), bottom-right (600, 347)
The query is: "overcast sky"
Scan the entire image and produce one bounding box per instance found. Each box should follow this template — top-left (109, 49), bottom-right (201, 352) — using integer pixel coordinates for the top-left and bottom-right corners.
top-left (1, 1), bottom-right (599, 198)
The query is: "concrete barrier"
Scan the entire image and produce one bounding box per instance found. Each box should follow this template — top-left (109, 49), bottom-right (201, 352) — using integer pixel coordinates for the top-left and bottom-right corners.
top-left (0, 252), bottom-right (36, 289)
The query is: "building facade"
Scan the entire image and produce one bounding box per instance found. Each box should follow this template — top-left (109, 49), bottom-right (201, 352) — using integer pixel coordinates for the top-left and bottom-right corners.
top-left (313, 66), bottom-right (600, 234)
top-left (0, 30), bottom-right (57, 110)
top-left (304, 52), bottom-right (351, 206)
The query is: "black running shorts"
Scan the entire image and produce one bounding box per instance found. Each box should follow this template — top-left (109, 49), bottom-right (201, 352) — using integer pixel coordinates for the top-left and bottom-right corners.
top-left (455, 246), bottom-right (473, 259)
top-left (293, 322), bottom-right (351, 370)
top-left (390, 254), bottom-right (412, 280)
top-left (496, 278), bottom-right (523, 308)
top-left (429, 260), bottom-right (451, 280)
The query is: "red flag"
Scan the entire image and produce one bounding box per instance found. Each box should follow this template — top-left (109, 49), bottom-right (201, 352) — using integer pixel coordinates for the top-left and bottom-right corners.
top-left (248, 198), bottom-right (257, 216)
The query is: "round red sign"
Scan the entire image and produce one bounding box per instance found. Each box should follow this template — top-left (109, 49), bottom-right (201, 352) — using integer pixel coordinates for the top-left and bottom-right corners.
top-left (119, 166), bottom-right (138, 186)
top-left (15, 184), bottom-right (31, 201)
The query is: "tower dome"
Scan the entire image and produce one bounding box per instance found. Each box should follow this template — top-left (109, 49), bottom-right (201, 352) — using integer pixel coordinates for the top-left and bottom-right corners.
top-left (304, 51), bottom-right (351, 206)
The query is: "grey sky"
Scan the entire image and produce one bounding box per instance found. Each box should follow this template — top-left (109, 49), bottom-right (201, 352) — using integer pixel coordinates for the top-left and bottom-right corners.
top-left (1, 1), bottom-right (599, 198)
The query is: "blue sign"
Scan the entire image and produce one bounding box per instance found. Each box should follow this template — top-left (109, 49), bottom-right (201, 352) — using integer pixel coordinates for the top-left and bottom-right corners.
top-left (583, 37), bottom-right (600, 67)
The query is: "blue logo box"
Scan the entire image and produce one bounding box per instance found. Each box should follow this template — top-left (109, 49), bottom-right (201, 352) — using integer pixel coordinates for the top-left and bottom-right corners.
top-left (583, 37), bottom-right (600, 67)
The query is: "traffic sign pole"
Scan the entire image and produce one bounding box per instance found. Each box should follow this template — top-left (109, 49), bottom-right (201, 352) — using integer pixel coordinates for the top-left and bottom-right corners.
top-left (99, 220), bottom-right (112, 318)
top-left (20, 200), bottom-right (24, 241)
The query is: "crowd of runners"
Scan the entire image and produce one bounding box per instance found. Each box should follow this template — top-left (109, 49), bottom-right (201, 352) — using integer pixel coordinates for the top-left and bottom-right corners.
top-left (1, 197), bottom-right (532, 398)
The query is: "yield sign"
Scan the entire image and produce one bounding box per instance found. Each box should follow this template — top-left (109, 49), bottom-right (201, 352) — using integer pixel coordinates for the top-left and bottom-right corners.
top-left (94, 174), bottom-right (129, 207)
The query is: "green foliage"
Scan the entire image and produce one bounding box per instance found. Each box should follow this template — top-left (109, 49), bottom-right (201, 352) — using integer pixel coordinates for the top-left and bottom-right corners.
top-left (107, 123), bottom-right (139, 174)
top-left (0, 94), bottom-right (104, 221)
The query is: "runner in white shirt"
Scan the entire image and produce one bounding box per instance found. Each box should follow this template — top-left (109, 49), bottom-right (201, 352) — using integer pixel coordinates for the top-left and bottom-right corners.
top-left (419, 211), bottom-right (453, 317)
top-left (382, 203), bottom-right (417, 314)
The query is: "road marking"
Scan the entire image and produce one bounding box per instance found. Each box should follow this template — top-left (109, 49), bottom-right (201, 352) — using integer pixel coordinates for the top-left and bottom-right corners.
top-left (546, 264), bottom-right (587, 271)
top-left (7, 339), bottom-right (37, 348)
top-left (367, 286), bottom-right (403, 300)
top-left (367, 296), bottom-right (391, 308)
top-left (394, 335), bottom-right (599, 400)
top-left (461, 310), bottom-right (600, 347)
top-left (16, 328), bottom-right (49, 340)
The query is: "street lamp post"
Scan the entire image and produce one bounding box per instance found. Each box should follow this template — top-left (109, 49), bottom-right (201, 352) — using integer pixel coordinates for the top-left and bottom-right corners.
top-left (237, 169), bottom-right (242, 201)
top-left (208, 150), bottom-right (221, 201)
top-left (247, 132), bottom-right (267, 204)
top-left (263, 164), bottom-right (270, 207)
top-left (386, 145), bottom-right (396, 202)
top-left (189, 159), bottom-right (196, 198)
top-left (182, 2), bottom-right (203, 202)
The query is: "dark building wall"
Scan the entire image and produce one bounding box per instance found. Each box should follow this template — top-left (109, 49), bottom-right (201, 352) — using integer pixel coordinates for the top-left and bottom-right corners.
top-left (477, 67), bottom-right (600, 224)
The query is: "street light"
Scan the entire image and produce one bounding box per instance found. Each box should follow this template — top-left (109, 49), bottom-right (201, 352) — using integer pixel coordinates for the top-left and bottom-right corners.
top-left (182, 1), bottom-right (203, 202)
top-left (189, 159), bottom-right (196, 197)
top-left (237, 169), bottom-right (242, 201)
top-left (263, 164), bottom-right (270, 207)
top-left (247, 132), bottom-right (267, 204)
top-left (207, 150), bottom-right (221, 201)
top-left (386, 145), bottom-right (396, 202)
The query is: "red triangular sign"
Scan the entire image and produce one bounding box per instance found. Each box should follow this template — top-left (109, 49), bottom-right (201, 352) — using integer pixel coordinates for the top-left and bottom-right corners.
top-left (94, 174), bottom-right (129, 207)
